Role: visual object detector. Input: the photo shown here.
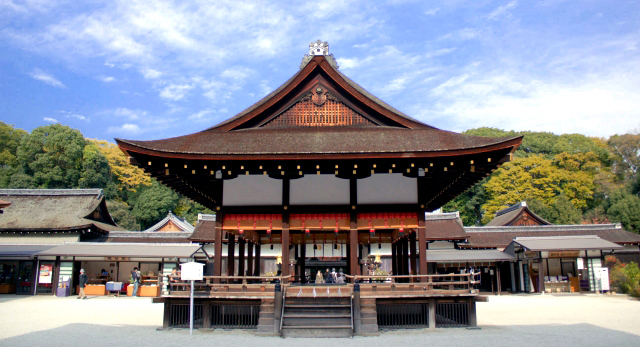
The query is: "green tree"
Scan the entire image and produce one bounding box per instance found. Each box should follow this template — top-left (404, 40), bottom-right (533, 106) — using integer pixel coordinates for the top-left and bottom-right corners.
top-left (106, 200), bottom-right (140, 230)
top-left (174, 197), bottom-right (215, 225)
top-left (131, 179), bottom-right (180, 229)
top-left (91, 139), bottom-right (151, 194)
top-left (547, 194), bottom-right (583, 224)
top-left (481, 155), bottom-right (594, 224)
top-left (0, 122), bottom-right (28, 167)
top-left (16, 124), bottom-right (85, 188)
top-left (443, 179), bottom-right (488, 226)
top-left (605, 188), bottom-right (640, 233)
top-left (78, 140), bottom-right (112, 190)
top-left (608, 134), bottom-right (640, 183)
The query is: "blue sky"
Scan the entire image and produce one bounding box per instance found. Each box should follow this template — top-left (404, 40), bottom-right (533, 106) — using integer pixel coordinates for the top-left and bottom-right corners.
top-left (1, 0), bottom-right (639, 142)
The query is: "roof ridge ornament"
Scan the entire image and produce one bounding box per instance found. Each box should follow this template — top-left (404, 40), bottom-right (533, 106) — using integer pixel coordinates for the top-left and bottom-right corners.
top-left (301, 40), bottom-right (339, 69)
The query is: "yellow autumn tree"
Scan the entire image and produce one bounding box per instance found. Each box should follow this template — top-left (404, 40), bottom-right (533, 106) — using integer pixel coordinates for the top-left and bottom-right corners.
top-left (481, 154), bottom-right (595, 224)
top-left (90, 139), bottom-right (151, 191)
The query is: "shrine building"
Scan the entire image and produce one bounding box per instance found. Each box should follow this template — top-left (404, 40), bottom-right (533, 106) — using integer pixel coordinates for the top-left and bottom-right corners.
top-left (116, 41), bottom-right (523, 336)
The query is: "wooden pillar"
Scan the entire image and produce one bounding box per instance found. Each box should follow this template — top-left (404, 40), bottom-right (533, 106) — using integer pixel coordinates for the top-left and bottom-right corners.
top-left (391, 242), bottom-right (397, 277)
top-left (496, 263), bottom-right (502, 295)
top-left (538, 256), bottom-right (546, 294)
top-left (238, 237), bottom-right (246, 279)
top-left (346, 240), bottom-right (351, 276)
top-left (294, 244), bottom-right (299, 282)
top-left (227, 233), bottom-right (235, 277)
top-left (349, 230), bottom-right (358, 283)
top-left (254, 244), bottom-right (261, 276)
top-left (350, 212), bottom-right (358, 283)
top-left (394, 240), bottom-right (400, 277)
top-left (52, 256), bottom-right (61, 294)
top-left (358, 244), bottom-right (363, 276)
top-left (418, 218), bottom-right (428, 282)
top-left (428, 298), bottom-right (436, 329)
top-left (281, 219), bottom-right (290, 284)
top-left (300, 243), bottom-right (307, 283)
top-left (247, 242), bottom-right (254, 280)
top-left (409, 231), bottom-right (417, 282)
top-left (402, 237), bottom-right (410, 282)
top-left (213, 222), bottom-right (223, 283)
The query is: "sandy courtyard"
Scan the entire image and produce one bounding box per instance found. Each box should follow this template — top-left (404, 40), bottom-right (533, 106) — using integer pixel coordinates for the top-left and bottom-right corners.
top-left (0, 293), bottom-right (639, 346)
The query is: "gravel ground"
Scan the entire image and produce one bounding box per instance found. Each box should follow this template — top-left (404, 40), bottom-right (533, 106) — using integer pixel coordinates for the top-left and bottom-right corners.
top-left (1, 293), bottom-right (639, 347)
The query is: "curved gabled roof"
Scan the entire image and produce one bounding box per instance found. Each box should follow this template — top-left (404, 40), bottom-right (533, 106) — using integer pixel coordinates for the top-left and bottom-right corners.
top-left (117, 55), bottom-right (522, 160)
top-left (486, 201), bottom-right (551, 226)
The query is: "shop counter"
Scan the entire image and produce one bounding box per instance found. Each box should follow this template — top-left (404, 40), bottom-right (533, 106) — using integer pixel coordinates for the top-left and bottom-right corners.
top-left (0, 284), bottom-right (16, 294)
top-left (77, 284), bottom-right (106, 296)
top-left (127, 285), bottom-right (160, 297)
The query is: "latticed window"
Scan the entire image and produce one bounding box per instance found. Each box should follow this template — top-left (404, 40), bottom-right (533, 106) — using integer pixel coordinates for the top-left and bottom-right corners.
top-left (262, 91), bottom-right (375, 128)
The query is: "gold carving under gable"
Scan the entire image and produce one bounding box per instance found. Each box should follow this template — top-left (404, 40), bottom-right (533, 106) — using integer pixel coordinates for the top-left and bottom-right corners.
top-left (262, 87), bottom-right (374, 128)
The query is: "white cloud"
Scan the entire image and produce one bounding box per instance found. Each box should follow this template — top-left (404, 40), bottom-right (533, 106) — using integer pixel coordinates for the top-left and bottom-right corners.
top-left (29, 68), bottom-right (65, 88)
top-left (43, 117), bottom-right (58, 123)
top-left (59, 110), bottom-right (88, 121)
top-left (188, 109), bottom-right (213, 121)
top-left (108, 123), bottom-right (141, 134)
top-left (100, 76), bottom-right (115, 82)
top-left (113, 107), bottom-right (147, 120)
top-left (221, 66), bottom-right (253, 81)
top-left (424, 8), bottom-right (439, 16)
top-left (487, 1), bottom-right (518, 21)
top-left (420, 71), bottom-right (640, 137)
top-left (141, 68), bottom-right (162, 79)
top-left (159, 84), bottom-right (194, 101)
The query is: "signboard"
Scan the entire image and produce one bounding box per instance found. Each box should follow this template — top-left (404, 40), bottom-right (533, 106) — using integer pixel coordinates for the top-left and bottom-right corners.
top-left (597, 268), bottom-right (610, 291)
top-left (577, 258), bottom-right (584, 270)
top-left (524, 251), bottom-right (538, 259)
top-left (548, 251), bottom-right (580, 258)
top-left (105, 257), bottom-right (130, 261)
top-left (39, 264), bottom-right (52, 284)
top-left (180, 262), bottom-right (204, 281)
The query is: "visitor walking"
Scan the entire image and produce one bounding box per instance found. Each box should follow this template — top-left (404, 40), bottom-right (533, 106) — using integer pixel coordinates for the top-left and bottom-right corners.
top-left (77, 269), bottom-right (87, 299)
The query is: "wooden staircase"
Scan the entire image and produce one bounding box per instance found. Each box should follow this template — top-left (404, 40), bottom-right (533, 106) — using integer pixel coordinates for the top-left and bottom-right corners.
top-left (281, 296), bottom-right (353, 338)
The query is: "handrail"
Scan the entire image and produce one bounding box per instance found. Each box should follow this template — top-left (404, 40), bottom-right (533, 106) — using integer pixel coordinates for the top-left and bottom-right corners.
top-left (280, 286), bottom-right (286, 336)
top-left (350, 293), bottom-right (354, 333)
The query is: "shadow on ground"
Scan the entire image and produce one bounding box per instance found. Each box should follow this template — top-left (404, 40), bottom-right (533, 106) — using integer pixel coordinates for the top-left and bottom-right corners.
top-left (1, 322), bottom-right (639, 347)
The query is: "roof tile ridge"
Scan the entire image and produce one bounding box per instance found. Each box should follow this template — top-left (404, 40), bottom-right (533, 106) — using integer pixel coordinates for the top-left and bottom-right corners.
top-left (0, 188), bottom-right (103, 196)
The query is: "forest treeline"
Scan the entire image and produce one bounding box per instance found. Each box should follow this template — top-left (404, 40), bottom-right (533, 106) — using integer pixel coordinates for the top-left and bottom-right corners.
top-left (0, 122), bottom-right (212, 230)
top-left (444, 128), bottom-right (640, 232)
top-left (1, 122), bottom-right (639, 233)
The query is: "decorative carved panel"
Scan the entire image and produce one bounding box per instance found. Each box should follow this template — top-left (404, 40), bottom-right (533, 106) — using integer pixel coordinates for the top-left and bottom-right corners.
top-left (262, 87), bottom-right (375, 128)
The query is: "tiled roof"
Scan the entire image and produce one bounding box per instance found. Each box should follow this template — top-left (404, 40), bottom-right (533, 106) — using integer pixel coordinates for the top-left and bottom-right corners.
top-left (424, 212), bottom-right (468, 240)
top-left (143, 211), bottom-right (194, 232)
top-left (189, 214), bottom-right (218, 242)
top-left (0, 189), bottom-right (121, 232)
top-left (462, 224), bottom-right (640, 249)
top-left (118, 126), bottom-right (521, 158)
top-left (100, 231), bottom-right (193, 244)
top-left (486, 201), bottom-right (550, 226)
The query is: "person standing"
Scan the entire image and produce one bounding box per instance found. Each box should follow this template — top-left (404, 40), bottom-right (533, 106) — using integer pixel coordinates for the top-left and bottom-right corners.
top-left (315, 270), bottom-right (324, 284)
top-left (132, 267), bottom-right (141, 297)
top-left (78, 269), bottom-right (88, 299)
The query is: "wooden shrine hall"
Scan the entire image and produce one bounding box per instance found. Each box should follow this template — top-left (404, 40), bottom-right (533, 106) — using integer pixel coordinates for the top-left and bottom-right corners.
top-left (117, 41), bottom-right (523, 336)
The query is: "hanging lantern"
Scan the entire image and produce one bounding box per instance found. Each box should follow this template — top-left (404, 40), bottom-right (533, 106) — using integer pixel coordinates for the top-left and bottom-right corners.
top-left (335, 219), bottom-right (339, 235)
top-left (399, 218), bottom-right (405, 234)
top-left (237, 220), bottom-right (244, 235)
top-left (267, 219), bottom-right (272, 235)
top-left (305, 229), bottom-right (310, 236)
top-left (369, 219), bottom-right (375, 236)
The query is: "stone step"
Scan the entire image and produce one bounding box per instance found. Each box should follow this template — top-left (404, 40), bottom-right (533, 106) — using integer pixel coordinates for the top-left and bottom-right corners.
top-left (281, 326), bottom-right (353, 338)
